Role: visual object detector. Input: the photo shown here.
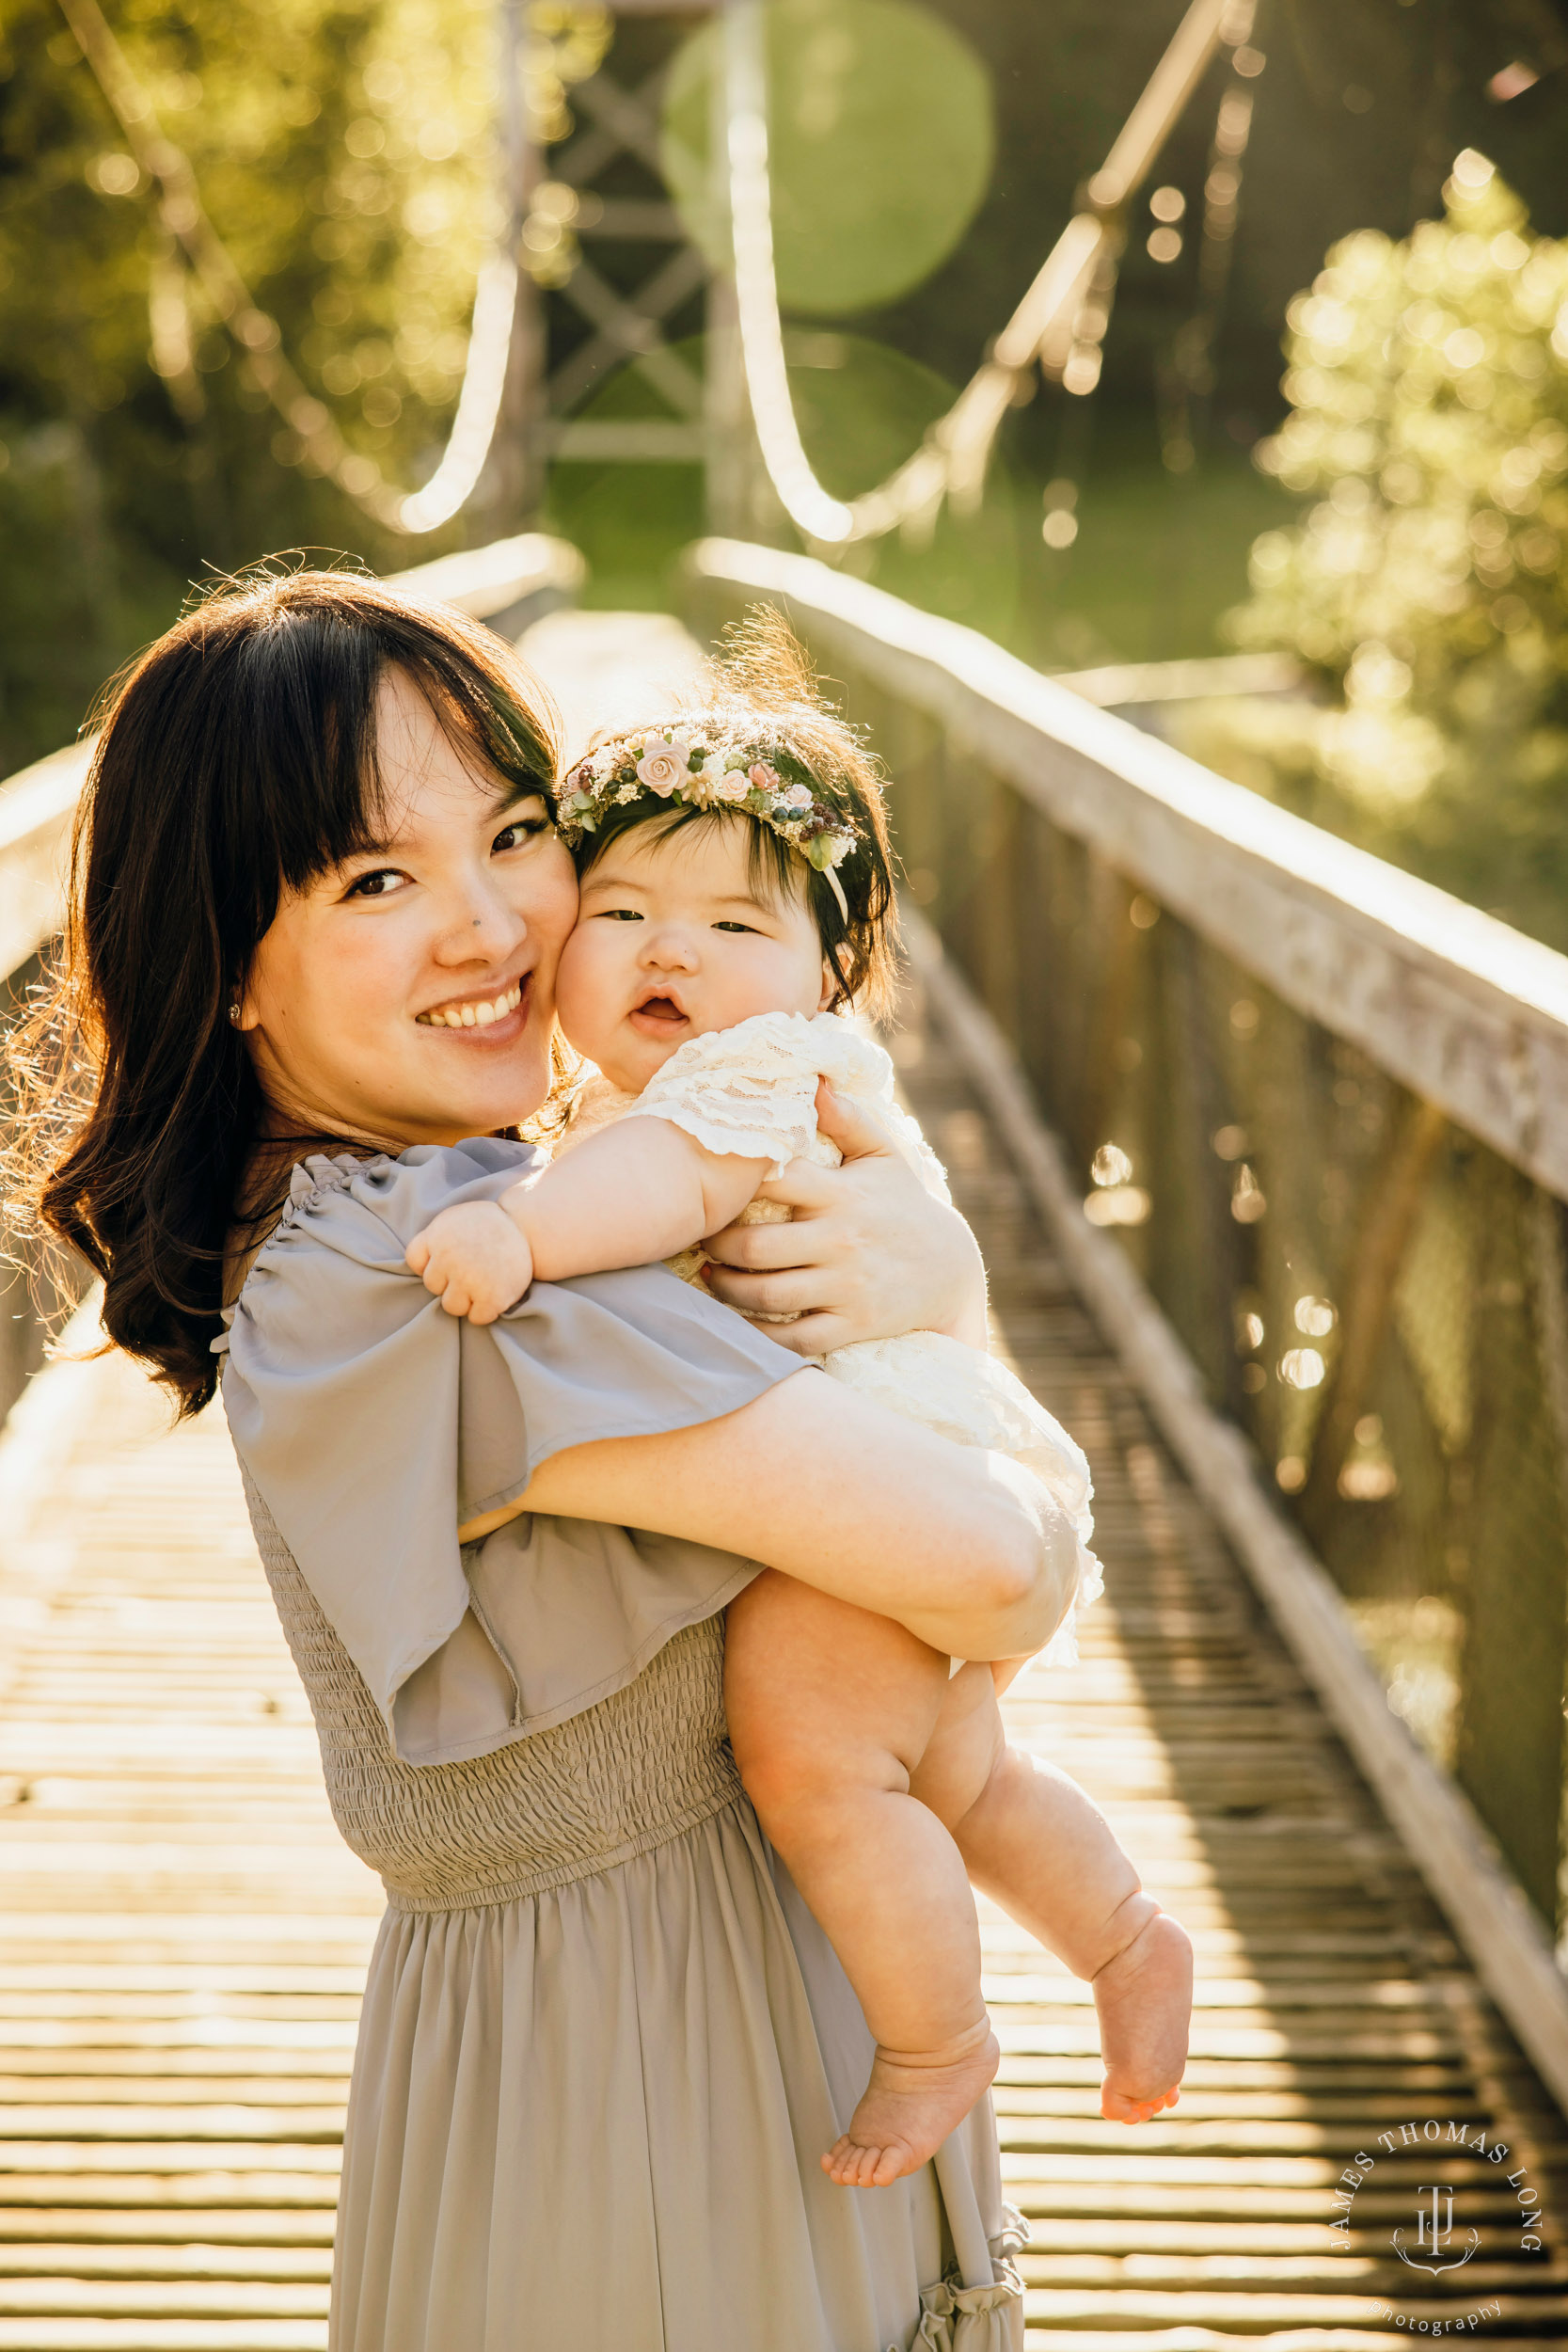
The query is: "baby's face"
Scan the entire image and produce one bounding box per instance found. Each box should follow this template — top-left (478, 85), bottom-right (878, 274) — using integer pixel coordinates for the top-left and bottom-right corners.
top-left (556, 816), bottom-right (832, 1093)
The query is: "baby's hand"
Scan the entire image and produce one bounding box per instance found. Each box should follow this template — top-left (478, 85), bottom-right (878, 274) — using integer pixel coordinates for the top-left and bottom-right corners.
top-left (405, 1202), bottom-right (534, 1324)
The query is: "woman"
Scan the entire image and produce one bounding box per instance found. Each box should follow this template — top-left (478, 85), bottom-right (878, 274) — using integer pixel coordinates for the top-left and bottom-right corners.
top-left (8, 569), bottom-right (1078, 2351)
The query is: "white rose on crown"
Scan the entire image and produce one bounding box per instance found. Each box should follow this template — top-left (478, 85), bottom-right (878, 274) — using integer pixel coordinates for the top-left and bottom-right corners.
top-left (636, 735), bottom-right (691, 797)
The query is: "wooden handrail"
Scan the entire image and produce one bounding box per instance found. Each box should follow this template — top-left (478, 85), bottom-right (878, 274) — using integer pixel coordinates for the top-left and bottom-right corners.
top-left (688, 537), bottom-right (1568, 1202)
top-left (0, 532), bottom-right (583, 987)
top-left (385, 531), bottom-right (584, 622)
top-left (905, 903), bottom-right (1568, 2122)
top-left (0, 741), bottom-right (94, 984)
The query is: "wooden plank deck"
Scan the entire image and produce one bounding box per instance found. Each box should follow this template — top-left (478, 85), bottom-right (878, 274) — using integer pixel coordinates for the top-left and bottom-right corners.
top-left (1, 610), bottom-right (1566, 2344)
top-left (0, 1348), bottom-right (382, 2348)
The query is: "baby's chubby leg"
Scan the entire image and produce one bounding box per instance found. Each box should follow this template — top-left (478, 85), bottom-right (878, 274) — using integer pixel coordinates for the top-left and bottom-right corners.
top-left (724, 1572), bottom-right (999, 2188)
top-left (913, 1668), bottom-right (1192, 2123)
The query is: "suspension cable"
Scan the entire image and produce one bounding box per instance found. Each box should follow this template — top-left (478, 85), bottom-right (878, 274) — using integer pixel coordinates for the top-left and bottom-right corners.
top-left (1160, 0), bottom-right (1264, 469)
top-left (57, 0), bottom-right (519, 535)
top-left (722, 0), bottom-right (1242, 549)
top-left (723, 4), bottom-right (852, 544)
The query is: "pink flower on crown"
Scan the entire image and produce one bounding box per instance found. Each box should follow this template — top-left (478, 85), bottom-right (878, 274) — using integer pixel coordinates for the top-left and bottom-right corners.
top-left (748, 762), bottom-right (781, 794)
top-left (714, 767), bottom-right (751, 802)
top-left (779, 781), bottom-right (815, 813)
top-left (637, 735), bottom-right (690, 798)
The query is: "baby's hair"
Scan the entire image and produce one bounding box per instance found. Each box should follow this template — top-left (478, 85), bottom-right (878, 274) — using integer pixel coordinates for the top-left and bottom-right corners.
top-left (567, 607), bottom-right (900, 1019)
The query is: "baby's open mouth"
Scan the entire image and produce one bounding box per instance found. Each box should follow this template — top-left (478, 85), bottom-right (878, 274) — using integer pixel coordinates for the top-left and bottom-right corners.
top-left (629, 993), bottom-right (689, 1033)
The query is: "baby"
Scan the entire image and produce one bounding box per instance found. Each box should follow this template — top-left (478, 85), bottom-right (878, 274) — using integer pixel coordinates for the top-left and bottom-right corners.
top-left (407, 620), bottom-right (1193, 2188)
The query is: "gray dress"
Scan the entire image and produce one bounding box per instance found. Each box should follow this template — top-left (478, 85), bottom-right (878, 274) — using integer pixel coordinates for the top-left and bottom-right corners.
top-left (221, 1146), bottom-right (1027, 2352)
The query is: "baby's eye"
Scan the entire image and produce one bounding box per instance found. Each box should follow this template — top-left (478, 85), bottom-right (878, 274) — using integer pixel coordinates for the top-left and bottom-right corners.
top-left (713, 920), bottom-right (759, 934)
top-left (596, 906), bottom-right (643, 922)
top-left (343, 867), bottom-right (408, 899)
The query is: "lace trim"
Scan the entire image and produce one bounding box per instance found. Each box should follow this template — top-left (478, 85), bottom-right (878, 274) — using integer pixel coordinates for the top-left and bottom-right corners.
top-left (622, 1093), bottom-right (818, 1178)
top-left (617, 1009), bottom-right (905, 1177)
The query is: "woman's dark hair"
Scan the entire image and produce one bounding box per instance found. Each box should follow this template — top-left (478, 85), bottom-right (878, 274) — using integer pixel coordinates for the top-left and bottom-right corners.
top-left (569, 607), bottom-right (900, 1017)
top-left (2, 563), bottom-right (560, 1420)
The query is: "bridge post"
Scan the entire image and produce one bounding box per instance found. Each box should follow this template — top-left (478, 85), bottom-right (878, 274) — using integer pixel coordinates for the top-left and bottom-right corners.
top-left (493, 0), bottom-right (771, 540)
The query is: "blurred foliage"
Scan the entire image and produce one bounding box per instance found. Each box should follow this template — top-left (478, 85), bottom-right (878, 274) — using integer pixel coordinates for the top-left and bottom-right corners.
top-left (0, 0), bottom-right (520, 769)
top-left (1184, 152), bottom-right (1568, 946)
top-left (7, 0), bottom-right (1568, 775)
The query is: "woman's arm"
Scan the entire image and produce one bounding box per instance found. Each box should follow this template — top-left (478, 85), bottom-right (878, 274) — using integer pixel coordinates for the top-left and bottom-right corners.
top-left (467, 1369), bottom-right (1075, 1662)
top-left (702, 1083), bottom-right (990, 1354)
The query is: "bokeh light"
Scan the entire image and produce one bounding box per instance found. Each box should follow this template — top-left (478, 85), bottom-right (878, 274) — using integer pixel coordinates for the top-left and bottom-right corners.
top-left (658, 0), bottom-right (993, 318)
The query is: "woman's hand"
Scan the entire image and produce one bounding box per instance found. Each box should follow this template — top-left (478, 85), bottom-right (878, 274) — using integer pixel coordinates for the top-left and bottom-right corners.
top-left (702, 1082), bottom-right (990, 1354)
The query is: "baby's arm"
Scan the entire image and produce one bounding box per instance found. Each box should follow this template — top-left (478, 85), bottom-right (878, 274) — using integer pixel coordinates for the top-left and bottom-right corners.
top-left (405, 1120), bottom-right (770, 1323)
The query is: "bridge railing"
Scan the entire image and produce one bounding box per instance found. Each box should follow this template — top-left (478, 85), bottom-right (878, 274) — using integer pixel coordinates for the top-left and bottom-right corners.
top-left (0, 532), bottom-right (583, 1426)
top-left (689, 535), bottom-right (1568, 2105)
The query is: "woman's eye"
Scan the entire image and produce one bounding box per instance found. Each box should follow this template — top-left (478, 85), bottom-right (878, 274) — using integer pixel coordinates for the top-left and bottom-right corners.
top-left (492, 814), bottom-right (550, 853)
top-left (344, 867), bottom-right (407, 899)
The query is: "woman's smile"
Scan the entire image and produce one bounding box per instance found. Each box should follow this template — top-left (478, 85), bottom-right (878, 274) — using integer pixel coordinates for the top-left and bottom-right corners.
top-left (416, 974), bottom-right (530, 1034)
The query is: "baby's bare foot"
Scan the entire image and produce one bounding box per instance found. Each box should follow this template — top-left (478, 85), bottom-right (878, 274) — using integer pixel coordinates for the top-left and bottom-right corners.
top-left (1094, 1907), bottom-right (1193, 2124)
top-left (823, 2019), bottom-right (1000, 2188)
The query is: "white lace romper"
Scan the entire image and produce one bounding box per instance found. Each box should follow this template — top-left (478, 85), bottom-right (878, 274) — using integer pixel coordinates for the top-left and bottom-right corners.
top-left (564, 1009), bottom-right (1103, 1667)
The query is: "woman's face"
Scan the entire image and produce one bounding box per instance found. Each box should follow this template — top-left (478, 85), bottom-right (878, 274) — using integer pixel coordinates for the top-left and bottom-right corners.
top-left (238, 669), bottom-right (578, 1150)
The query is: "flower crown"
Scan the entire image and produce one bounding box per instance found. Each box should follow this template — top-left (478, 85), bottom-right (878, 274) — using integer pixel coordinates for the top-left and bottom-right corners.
top-left (554, 727), bottom-right (860, 918)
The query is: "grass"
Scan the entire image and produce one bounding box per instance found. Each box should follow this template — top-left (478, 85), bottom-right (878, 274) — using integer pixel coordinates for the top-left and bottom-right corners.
top-left (543, 398), bottom-right (1297, 678)
top-left (1015, 421), bottom-right (1298, 674)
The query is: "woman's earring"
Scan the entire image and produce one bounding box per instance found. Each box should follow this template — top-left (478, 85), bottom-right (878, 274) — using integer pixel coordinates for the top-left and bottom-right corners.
top-left (228, 1002), bottom-right (242, 1025)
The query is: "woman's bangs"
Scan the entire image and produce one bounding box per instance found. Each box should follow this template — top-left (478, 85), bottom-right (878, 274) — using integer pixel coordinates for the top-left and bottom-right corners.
top-left (421, 659), bottom-right (561, 817)
top-left (228, 612), bottom-right (389, 899)
top-left (226, 596), bottom-right (560, 905)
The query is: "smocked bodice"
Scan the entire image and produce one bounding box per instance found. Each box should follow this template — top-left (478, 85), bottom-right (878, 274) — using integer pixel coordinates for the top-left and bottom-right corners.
top-left (243, 1470), bottom-right (742, 1915)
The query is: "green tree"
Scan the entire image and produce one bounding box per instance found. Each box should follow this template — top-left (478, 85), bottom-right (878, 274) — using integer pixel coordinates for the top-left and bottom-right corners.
top-left (0, 0), bottom-right (516, 769)
top-left (1193, 151), bottom-right (1568, 947)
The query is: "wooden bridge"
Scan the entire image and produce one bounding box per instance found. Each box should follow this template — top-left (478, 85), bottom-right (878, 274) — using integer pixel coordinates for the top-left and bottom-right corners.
top-left (3, 553), bottom-right (1568, 2345)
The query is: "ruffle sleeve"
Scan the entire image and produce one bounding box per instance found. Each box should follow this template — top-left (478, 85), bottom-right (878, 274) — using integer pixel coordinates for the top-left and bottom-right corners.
top-left (220, 1141), bottom-right (804, 1766)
